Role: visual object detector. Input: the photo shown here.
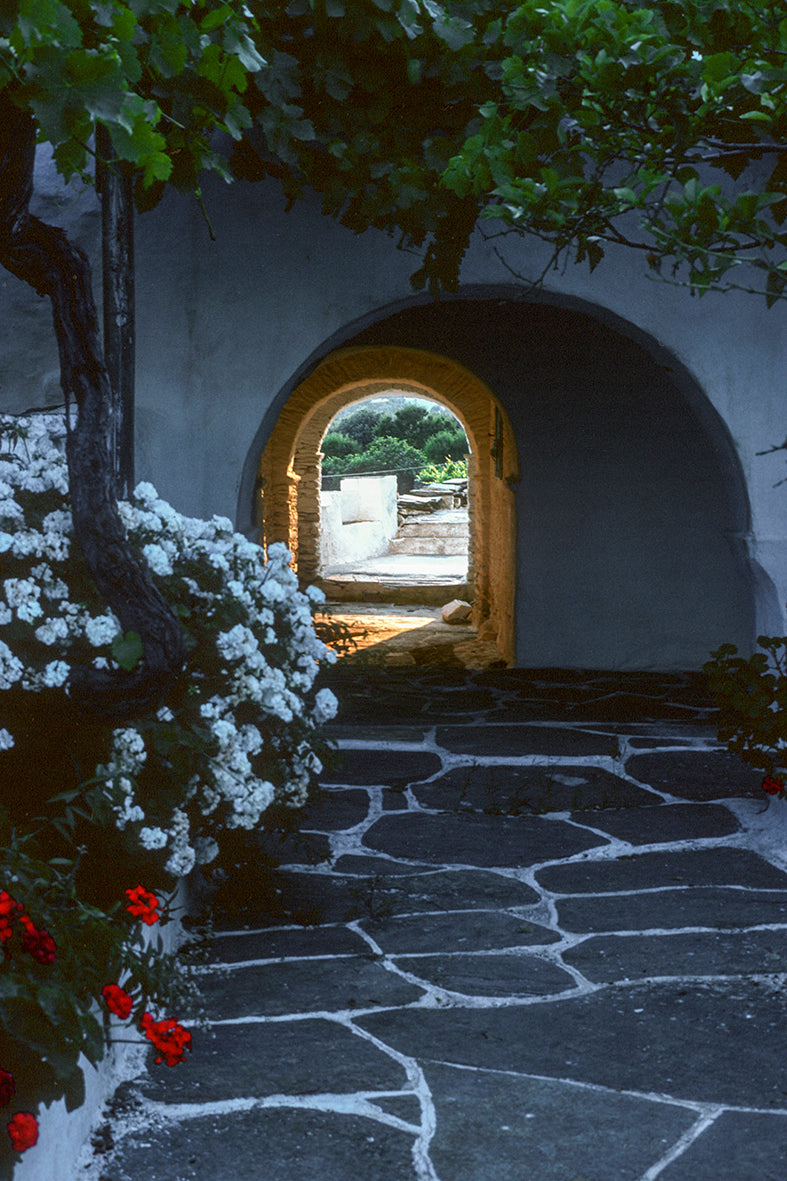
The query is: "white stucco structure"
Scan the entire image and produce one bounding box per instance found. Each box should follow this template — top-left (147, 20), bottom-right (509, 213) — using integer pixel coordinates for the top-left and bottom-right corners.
top-left (2, 151), bottom-right (786, 669)
top-left (320, 476), bottom-right (398, 568)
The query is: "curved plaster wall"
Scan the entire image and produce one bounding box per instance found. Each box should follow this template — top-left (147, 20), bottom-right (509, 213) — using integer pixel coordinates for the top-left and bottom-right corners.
top-left (1, 163), bottom-right (782, 668)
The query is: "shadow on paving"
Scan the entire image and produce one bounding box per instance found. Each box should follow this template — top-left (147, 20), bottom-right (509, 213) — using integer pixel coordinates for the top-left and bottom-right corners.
top-left (86, 668), bottom-right (787, 1181)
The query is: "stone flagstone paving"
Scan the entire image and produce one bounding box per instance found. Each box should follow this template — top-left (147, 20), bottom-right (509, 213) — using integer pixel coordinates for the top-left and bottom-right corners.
top-left (80, 669), bottom-right (787, 1181)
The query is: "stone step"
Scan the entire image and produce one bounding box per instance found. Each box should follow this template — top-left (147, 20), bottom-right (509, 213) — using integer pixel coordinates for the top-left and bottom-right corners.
top-left (388, 535), bottom-right (469, 555)
top-left (396, 519), bottom-right (469, 539)
top-left (398, 507), bottom-right (468, 522)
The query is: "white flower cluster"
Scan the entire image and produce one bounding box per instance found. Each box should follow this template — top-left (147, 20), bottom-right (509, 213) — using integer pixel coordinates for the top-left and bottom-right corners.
top-left (1, 414), bottom-right (339, 878)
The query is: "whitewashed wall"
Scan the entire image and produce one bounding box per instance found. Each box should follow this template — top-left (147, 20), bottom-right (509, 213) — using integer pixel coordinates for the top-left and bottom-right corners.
top-left (1, 151), bottom-right (785, 667)
top-left (320, 476), bottom-right (398, 569)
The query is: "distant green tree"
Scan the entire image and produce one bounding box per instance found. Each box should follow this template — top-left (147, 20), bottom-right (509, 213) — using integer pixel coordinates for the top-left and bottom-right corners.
top-left (343, 435), bottom-right (427, 492)
top-left (321, 432), bottom-right (359, 459)
top-left (385, 404), bottom-right (467, 451)
top-left (324, 402), bottom-right (468, 485)
top-left (373, 413), bottom-right (397, 438)
top-left (423, 427), bottom-right (468, 464)
top-left (336, 407), bottom-right (385, 448)
top-left (389, 404), bottom-right (433, 449)
top-left (368, 405), bottom-right (462, 446)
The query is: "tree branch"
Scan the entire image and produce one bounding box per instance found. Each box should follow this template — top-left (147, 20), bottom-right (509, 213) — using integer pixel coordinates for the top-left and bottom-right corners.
top-left (0, 98), bottom-right (185, 716)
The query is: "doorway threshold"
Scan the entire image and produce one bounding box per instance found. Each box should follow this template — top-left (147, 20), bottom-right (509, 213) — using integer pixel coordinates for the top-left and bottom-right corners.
top-left (315, 602), bottom-right (503, 669)
top-left (315, 552), bottom-right (470, 606)
top-left (313, 577), bottom-right (471, 606)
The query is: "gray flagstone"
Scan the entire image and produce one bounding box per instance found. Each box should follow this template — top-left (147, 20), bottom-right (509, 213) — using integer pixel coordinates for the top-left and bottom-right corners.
top-left (81, 669), bottom-right (787, 1181)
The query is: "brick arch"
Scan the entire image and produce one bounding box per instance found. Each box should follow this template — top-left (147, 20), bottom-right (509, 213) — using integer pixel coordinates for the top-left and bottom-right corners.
top-left (256, 346), bottom-right (519, 664)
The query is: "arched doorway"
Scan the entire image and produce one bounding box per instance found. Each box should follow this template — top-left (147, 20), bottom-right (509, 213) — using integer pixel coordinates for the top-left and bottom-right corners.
top-left (337, 297), bottom-right (755, 669)
top-left (242, 291), bottom-right (757, 671)
top-left (255, 346), bottom-right (519, 665)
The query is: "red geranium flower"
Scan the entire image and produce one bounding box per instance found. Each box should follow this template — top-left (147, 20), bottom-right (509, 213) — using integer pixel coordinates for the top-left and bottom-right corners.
top-left (21, 927), bottom-right (56, 965)
top-left (0, 1070), bottom-right (15, 1108)
top-left (762, 775), bottom-right (784, 796)
top-left (141, 1013), bottom-right (191, 1066)
top-left (0, 891), bottom-right (22, 945)
top-left (0, 892), bottom-right (21, 920)
top-left (7, 1112), bottom-right (38, 1152)
top-left (101, 984), bottom-right (134, 1021)
top-left (125, 885), bottom-right (161, 926)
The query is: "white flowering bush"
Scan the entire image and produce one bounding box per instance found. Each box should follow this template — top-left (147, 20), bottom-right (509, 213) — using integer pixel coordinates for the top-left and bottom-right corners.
top-left (0, 414), bottom-right (338, 880)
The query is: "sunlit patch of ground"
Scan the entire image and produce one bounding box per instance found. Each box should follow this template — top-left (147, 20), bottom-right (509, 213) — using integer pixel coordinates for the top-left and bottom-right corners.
top-left (316, 604), bottom-right (503, 668)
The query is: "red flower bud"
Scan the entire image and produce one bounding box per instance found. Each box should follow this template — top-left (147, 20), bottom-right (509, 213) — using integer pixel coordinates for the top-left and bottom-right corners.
top-left (0, 892), bottom-right (22, 943)
top-left (7, 1112), bottom-right (38, 1152)
top-left (762, 775), bottom-right (784, 796)
top-left (21, 927), bottom-right (56, 965)
top-left (0, 891), bottom-right (20, 916)
top-left (125, 885), bottom-right (161, 926)
top-left (141, 1012), bottom-right (191, 1066)
top-left (101, 984), bottom-right (134, 1021)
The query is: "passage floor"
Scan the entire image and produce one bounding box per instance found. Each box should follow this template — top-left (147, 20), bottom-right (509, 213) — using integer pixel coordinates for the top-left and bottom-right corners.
top-left (82, 669), bottom-right (787, 1181)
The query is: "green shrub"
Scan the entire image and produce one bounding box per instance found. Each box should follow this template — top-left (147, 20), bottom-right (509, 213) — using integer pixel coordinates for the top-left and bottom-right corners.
top-left (382, 405), bottom-right (464, 450)
top-left (423, 428), bottom-right (468, 464)
top-left (417, 458), bottom-right (468, 483)
top-left (386, 404), bottom-right (432, 448)
top-left (704, 635), bottom-right (787, 795)
top-left (321, 432), bottom-right (359, 459)
top-left (333, 406), bottom-right (382, 447)
top-left (340, 436), bottom-right (427, 491)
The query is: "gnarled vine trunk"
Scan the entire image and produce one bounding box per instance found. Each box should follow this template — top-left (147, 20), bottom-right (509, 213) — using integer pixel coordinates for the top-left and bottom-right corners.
top-left (0, 99), bottom-right (185, 716)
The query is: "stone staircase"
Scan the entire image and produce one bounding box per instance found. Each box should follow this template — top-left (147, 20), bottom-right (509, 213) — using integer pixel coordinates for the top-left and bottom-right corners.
top-left (386, 507), bottom-right (469, 556)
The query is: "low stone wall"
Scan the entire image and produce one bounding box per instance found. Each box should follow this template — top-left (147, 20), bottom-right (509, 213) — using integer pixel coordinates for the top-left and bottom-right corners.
top-left (320, 475), bottom-right (397, 569)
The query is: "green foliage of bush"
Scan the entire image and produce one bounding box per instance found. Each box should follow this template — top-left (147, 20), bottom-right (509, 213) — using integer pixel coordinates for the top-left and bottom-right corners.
top-left (387, 405), bottom-right (464, 451)
top-left (704, 636), bottom-right (787, 790)
top-left (334, 407), bottom-right (382, 448)
top-left (341, 435), bottom-right (425, 475)
top-left (386, 404), bottom-right (433, 449)
top-left (323, 402), bottom-right (467, 487)
top-left (321, 432), bottom-right (358, 460)
top-left (373, 414), bottom-right (396, 438)
top-left (417, 458), bottom-right (468, 483)
top-left (423, 427), bottom-right (468, 464)
top-left (336, 435), bottom-right (426, 492)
